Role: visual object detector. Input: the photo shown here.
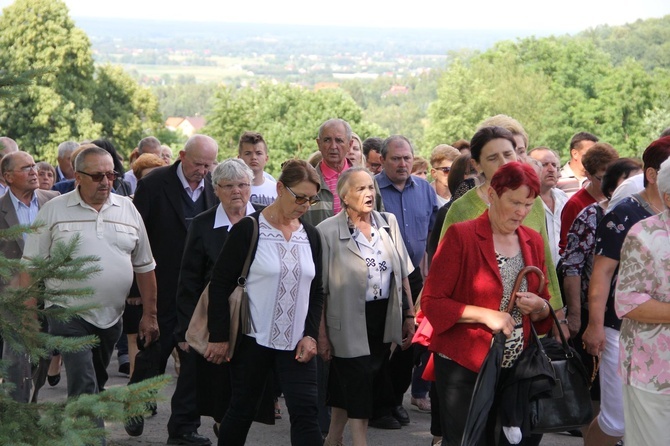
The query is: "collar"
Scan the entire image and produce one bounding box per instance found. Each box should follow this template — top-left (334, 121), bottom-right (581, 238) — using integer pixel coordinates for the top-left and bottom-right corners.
top-left (375, 170), bottom-right (415, 189)
top-left (66, 187), bottom-right (119, 211)
top-left (320, 159), bottom-right (352, 180)
top-left (214, 201), bottom-right (256, 230)
top-left (176, 162), bottom-right (205, 193)
top-left (8, 189), bottom-right (38, 210)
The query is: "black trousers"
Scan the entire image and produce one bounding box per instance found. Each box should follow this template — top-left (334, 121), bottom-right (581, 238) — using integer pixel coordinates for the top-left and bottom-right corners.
top-left (219, 335), bottom-right (321, 446)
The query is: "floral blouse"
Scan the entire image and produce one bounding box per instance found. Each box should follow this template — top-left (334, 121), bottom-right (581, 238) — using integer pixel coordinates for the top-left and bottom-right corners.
top-left (561, 203), bottom-right (604, 308)
top-left (615, 211), bottom-right (670, 394)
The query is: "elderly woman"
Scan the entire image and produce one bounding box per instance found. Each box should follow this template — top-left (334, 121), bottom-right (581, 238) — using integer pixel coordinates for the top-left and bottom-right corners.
top-left (316, 167), bottom-right (413, 446)
top-left (207, 159), bottom-right (324, 446)
top-left (422, 162), bottom-right (552, 445)
top-left (132, 153), bottom-right (165, 181)
top-left (175, 158), bottom-right (264, 433)
top-left (36, 161), bottom-right (56, 190)
top-left (439, 126), bottom-right (563, 318)
top-left (614, 156), bottom-right (670, 446)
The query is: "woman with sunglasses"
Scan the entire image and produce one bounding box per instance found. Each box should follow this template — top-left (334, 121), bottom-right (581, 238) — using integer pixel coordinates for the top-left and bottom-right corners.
top-left (317, 167), bottom-right (413, 446)
top-left (206, 159), bottom-right (325, 446)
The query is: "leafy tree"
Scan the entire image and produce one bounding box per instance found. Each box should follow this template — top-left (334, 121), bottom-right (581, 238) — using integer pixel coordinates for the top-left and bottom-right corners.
top-left (204, 82), bottom-right (385, 176)
top-left (92, 64), bottom-right (165, 158)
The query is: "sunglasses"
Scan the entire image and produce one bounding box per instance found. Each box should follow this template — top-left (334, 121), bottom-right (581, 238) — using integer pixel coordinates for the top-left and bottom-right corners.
top-left (285, 186), bottom-right (320, 206)
top-left (77, 171), bottom-right (119, 182)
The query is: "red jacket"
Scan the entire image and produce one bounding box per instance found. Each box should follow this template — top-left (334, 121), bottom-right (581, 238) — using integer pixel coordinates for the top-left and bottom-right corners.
top-left (422, 211), bottom-right (553, 373)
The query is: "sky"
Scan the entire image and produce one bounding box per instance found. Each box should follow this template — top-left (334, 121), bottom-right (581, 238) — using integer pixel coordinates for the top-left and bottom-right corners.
top-left (1, 0), bottom-right (669, 31)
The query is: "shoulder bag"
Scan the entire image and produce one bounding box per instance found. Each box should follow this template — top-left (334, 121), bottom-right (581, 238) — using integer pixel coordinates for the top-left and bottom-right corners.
top-left (186, 216), bottom-right (258, 358)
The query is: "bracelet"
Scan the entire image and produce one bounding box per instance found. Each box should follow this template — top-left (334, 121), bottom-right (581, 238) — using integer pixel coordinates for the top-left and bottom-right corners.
top-left (532, 300), bottom-right (548, 314)
top-left (558, 319), bottom-right (569, 325)
top-left (305, 335), bottom-right (317, 344)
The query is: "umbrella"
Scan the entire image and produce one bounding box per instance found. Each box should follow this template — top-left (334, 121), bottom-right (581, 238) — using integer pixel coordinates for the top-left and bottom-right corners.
top-left (460, 266), bottom-right (545, 446)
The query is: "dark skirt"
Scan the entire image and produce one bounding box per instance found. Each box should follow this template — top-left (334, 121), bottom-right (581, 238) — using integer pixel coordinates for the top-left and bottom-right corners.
top-left (327, 298), bottom-right (394, 419)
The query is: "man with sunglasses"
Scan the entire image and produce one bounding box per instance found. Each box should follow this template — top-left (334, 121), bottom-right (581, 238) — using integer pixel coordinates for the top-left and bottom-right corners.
top-left (0, 151), bottom-right (59, 403)
top-left (21, 146), bottom-right (158, 440)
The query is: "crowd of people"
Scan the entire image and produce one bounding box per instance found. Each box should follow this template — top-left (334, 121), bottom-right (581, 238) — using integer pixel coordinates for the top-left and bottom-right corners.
top-left (1, 117), bottom-right (670, 446)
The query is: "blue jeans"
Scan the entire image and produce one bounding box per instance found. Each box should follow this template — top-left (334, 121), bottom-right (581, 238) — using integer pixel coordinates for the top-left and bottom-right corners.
top-left (218, 335), bottom-right (321, 446)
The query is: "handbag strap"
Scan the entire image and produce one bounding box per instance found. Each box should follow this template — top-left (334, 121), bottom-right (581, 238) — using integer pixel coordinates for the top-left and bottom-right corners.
top-left (236, 216), bottom-right (259, 287)
top-left (529, 305), bottom-right (573, 359)
top-left (507, 265), bottom-right (546, 314)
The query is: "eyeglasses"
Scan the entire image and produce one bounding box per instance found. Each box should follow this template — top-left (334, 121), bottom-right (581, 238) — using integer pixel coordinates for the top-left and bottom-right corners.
top-left (217, 182), bottom-right (251, 191)
top-left (77, 171), bottom-right (119, 182)
top-left (592, 174), bottom-right (603, 182)
top-left (13, 164), bottom-right (38, 173)
top-left (434, 166), bottom-right (451, 174)
top-left (285, 186), bottom-right (320, 206)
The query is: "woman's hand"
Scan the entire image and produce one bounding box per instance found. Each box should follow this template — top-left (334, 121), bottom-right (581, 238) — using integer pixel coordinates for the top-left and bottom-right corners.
top-left (295, 336), bottom-right (317, 363)
top-left (317, 333), bottom-right (332, 361)
top-left (204, 342), bottom-right (230, 364)
top-left (401, 317), bottom-right (416, 350)
top-left (481, 309), bottom-right (516, 338)
top-left (582, 323), bottom-right (605, 357)
top-left (514, 292), bottom-right (547, 316)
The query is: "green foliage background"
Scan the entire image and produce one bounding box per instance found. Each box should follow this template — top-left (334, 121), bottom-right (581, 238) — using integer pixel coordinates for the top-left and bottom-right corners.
top-left (0, 0), bottom-right (669, 169)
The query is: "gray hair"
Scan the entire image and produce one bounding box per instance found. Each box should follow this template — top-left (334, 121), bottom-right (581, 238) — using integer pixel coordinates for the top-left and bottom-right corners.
top-left (657, 157), bottom-right (670, 197)
top-left (74, 146), bottom-right (112, 172)
top-left (211, 158), bottom-right (253, 186)
top-left (336, 166), bottom-right (374, 205)
top-left (318, 119), bottom-right (352, 142)
top-left (138, 136), bottom-right (162, 155)
top-left (57, 141), bottom-right (79, 158)
top-left (381, 135), bottom-right (414, 158)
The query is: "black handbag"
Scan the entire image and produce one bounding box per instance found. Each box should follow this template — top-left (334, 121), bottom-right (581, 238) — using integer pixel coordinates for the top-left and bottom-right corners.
top-left (528, 306), bottom-right (594, 433)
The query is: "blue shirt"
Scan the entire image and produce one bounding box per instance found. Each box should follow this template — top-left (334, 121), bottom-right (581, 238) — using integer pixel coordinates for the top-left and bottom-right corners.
top-left (9, 190), bottom-right (39, 242)
top-left (375, 172), bottom-right (438, 268)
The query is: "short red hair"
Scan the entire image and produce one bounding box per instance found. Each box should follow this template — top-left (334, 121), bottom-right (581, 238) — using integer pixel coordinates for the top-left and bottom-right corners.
top-left (490, 162), bottom-right (540, 198)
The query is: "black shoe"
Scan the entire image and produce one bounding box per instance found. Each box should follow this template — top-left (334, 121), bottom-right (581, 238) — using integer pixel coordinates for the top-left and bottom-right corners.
top-left (391, 405), bottom-right (410, 425)
top-left (124, 416), bottom-right (144, 437)
top-left (47, 373), bottom-right (61, 386)
top-left (119, 361), bottom-right (130, 375)
top-left (148, 401), bottom-right (158, 416)
top-left (166, 431), bottom-right (212, 445)
top-left (368, 414), bottom-right (401, 429)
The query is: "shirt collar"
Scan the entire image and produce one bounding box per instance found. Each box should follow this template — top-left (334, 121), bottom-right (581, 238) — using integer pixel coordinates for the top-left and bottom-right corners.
top-left (375, 170), bottom-right (415, 189)
top-left (320, 159), bottom-right (352, 180)
top-left (177, 162), bottom-right (205, 193)
top-left (8, 189), bottom-right (38, 210)
top-left (213, 202), bottom-right (256, 230)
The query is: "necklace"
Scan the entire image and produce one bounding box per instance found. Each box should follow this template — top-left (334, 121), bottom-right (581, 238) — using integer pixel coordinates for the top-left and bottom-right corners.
top-left (642, 190), bottom-right (663, 214)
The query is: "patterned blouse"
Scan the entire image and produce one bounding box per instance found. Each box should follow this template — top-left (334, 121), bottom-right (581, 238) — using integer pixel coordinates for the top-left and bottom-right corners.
top-left (497, 250), bottom-right (527, 369)
top-left (616, 210), bottom-right (670, 394)
top-left (561, 203), bottom-right (605, 308)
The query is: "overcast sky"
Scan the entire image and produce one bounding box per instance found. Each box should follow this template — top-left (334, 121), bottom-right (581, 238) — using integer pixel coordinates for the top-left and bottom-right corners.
top-left (0, 0), bottom-right (669, 31)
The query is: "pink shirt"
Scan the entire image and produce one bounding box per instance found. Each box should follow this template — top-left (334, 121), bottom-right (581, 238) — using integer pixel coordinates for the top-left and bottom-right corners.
top-left (320, 159), bottom-right (351, 214)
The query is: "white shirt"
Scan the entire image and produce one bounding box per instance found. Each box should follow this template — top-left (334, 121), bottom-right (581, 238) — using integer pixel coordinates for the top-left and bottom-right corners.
top-left (250, 177), bottom-right (278, 206)
top-left (176, 163), bottom-right (204, 202)
top-left (352, 225), bottom-right (394, 302)
top-left (246, 214), bottom-right (315, 350)
top-left (541, 188), bottom-right (569, 267)
top-left (22, 189), bottom-right (155, 328)
top-left (124, 169), bottom-right (137, 194)
top-left (608, 173), bottom-right (644, 212)
top-left (213, 202), bottom-right (255, 230)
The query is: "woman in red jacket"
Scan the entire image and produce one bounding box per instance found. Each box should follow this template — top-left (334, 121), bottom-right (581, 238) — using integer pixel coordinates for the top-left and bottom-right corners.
top-left (422, 162), bottom-right (553, 446)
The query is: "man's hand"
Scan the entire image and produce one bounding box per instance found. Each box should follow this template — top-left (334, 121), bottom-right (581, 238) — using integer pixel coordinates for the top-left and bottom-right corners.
top-left (204, 342), bottom-right (230, 364)
top-left (582, 323), bottom-right (606, 356)
top-left (138, 314), bottom-right (159, 346)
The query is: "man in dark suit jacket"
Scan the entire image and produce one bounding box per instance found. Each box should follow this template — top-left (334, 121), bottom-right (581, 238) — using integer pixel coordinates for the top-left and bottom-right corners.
top-left (133, 134), bottom-right (218, 446)
top-left (0, 151), bottom-right (59, 402)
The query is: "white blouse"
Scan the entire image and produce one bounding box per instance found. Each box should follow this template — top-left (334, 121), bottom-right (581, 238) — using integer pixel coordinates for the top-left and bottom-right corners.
top-left (352, 224), bottom-right (394, 302)
top-left (246, 214), bottom-right (316, 350)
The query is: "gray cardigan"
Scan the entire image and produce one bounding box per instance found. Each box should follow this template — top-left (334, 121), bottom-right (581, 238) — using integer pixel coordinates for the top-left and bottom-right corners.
top-left (317, 210), bottom-right (412, 358)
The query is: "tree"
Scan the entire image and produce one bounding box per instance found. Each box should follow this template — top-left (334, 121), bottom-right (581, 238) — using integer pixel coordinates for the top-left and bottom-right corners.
top-left (0, 228), bottom-right (168, 445)
top-left (204, 82), bottom-right (385, 176)
top-left (92, 64), bottom-right (166, 157)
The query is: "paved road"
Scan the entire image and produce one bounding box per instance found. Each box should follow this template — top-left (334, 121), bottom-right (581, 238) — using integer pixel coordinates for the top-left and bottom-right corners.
top-left (40, 355), bottom-right (584, 445)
